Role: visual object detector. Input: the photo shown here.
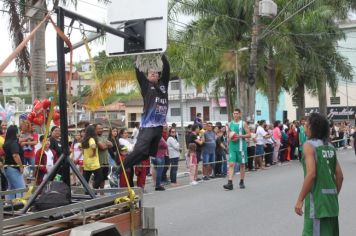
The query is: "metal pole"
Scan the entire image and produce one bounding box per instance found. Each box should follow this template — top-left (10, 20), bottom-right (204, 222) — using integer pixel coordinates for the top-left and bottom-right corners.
top-left (57, 7), bottom-right (71, 189)
top-left (247, 0), bottom-right (260, 122)
top-left (0, 199), bottom-right (3, 236)
top-left (55, 7), bottom-right (140, 42)
top-left (346, 79), bottom-right (350, 123)
top-left (179, 77), bottom-right (185, 156)
top-left (235, 51), bottom-right (239, 108)
top-left (75, 102), bottom-right (78, 132)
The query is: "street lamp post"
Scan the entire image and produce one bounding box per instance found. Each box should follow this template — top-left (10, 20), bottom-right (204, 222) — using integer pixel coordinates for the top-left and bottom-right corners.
top-left (234, 47), bottom-right (249, 108)
top-left (346, 79), bottom-right (350, 123)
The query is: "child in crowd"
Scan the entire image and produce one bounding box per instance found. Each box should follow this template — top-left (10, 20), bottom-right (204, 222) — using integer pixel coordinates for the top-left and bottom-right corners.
top-left (70, 133), bottom-right (83, 186)
top-left (119, 145), bottom-right (134, 188)
top-left (135, 158), bottom-right (149, 190)
top-left (35, 135), bottom-right (58, 185)
top-left (187, 143), bottom-right (198, 185)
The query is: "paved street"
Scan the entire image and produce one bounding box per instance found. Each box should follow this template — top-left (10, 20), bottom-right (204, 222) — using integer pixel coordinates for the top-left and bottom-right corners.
top-left (143, 148), bottom-right (356, 236)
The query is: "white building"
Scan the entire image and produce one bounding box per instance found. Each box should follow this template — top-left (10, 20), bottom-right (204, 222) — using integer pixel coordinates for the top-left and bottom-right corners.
top-left (166, 79), bottom-right (228, 126)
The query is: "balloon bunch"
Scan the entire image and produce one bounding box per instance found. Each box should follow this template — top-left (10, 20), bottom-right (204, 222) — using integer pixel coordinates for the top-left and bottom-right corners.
top-left (27, 99), bottom-right (60, 126)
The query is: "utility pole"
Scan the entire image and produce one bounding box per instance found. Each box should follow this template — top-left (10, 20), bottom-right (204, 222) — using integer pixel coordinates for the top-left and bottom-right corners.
top-left (247, 0), bottom-right (260, 122)
top-left (247, 0), bottom-right (277, 122)
top-left (179, 77), bottom-right (185, 156)
top-left (346, 79), bottom-right (350, 123)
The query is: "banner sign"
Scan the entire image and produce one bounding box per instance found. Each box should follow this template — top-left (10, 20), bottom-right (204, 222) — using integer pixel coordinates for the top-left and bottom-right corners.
top-left (305, 107), bottom-right (356, 120)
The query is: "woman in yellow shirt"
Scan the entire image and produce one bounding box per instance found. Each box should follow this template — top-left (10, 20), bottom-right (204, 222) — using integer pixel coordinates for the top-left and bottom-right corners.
top-left (81, 125), bottom-right (102, 189)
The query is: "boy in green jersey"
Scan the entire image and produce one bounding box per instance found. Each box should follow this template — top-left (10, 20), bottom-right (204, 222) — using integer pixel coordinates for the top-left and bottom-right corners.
top-left (223, 108), bottom-right (251, 190)
top-left (295, 113), bottom-right (344, 236)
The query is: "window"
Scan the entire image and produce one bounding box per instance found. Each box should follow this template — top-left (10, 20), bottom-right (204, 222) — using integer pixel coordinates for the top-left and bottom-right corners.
top-left (220, 107), bottom-right (227, 114)
top-left (5, 88), bottom-right (11, 93)
top-left (128, 113), bottom-right (137, 128)
top-left (171, 108), bottom-right (181, 116)
top-left (95, 113), bottom-right (106, 119)
top-left (171, 81), bottom-right (180, 90)
top-left (330, 97), bottom-right (340, 105)
top-left (108, 113), bottom-right (118, 120)
top-left (256, 110), bottom-right (262, 116)
top-left (130, 113), bottom-right (137, 121)
top-left (46, 78), bottom-right (55, 83)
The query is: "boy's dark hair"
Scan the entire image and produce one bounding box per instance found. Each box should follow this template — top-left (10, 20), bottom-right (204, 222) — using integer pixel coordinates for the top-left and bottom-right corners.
top-left (307, 113), bottom-right (330, 141)
top-left (273, 120), bottom-right (280, 128)
top-left (191, 124), bottom-right (200, 132)
top-left (234, 108), bottom-right (241, 113)
top-left (39, 135), bottom-right (45, 143)
top-left (51, 126), bottom-right (59, 133)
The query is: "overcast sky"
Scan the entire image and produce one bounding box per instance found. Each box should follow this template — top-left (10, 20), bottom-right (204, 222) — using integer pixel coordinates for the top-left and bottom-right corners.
top-left (0, 1), bottom-right (107, 72)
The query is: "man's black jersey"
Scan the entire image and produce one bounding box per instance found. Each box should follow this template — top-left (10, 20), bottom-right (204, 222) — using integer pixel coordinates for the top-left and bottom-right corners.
top-left (135, 55), bottom-right (170, 128)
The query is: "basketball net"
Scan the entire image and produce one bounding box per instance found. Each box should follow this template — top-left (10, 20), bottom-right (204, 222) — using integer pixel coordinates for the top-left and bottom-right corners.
top-left (135, 53), bottom-right (163, 73)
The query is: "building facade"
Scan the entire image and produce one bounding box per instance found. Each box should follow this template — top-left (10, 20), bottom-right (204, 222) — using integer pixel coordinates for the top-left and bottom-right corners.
top-left (166, 79), bottom-right (229, 126)
top-left (0, 72), bottom-right (30, 96)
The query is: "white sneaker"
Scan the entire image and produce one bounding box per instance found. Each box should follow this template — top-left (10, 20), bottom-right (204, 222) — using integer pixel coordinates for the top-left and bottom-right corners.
top-left (190, 181), bottom-right (198, 185)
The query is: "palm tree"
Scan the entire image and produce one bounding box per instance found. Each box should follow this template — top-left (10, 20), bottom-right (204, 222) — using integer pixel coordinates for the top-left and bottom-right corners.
top-left (169, 0), bottom-right (254, 120)
top-left (252, 0), bottom-right (354, 121)
top-left (280, 0), bottom-right (355, 117)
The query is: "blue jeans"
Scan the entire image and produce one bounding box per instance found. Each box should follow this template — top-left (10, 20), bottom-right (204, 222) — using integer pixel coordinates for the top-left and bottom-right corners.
top-left (152, 157), bottom-right (165, 187)
top-left (4, 167), bottom-right (26, 200)
top-left (202, 152), bottom-right (215, 166)
top-left (24, 157), bottom-right (35, 174)
top-left (169, 157), bottom-right (179, 183)
top-left (107, 152), bottom-right (117, 167)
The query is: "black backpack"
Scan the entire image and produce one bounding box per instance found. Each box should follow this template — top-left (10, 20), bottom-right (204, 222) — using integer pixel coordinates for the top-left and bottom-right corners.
top-left (33, 181), bottom-right (71, 211)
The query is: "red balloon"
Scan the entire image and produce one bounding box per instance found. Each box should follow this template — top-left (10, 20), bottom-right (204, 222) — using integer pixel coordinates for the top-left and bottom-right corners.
top-left (27, 112), bottom-right (36, 122)
top-left (33, 99), bottom-right (40, 106)
top-left (33, 101), bottom-right (43, 114)
top-left (42, 99), bottom-right (51, 109)
top-left (33, 114), bottom-right (45, 125)
top-left (28, 115), bottom-right (34, 122)
top-left (53, 119), bottom-right (60, 126)
top-left (53, 112), bottom-right (60, 121)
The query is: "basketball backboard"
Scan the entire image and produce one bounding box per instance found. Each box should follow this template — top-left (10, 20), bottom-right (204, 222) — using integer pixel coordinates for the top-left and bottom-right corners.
top-left (106, 0), bottom-right (168, 56)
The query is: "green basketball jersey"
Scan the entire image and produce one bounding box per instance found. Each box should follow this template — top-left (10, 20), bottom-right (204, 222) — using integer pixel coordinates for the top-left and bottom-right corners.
top-left (303, 140), bottom-right (339, 219)
top-left (228, 120), bottom-right (247, 152)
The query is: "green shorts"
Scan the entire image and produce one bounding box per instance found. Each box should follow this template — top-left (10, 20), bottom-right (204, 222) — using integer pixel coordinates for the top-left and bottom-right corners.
top-left (228, 150), bottom-right (247, 164)
top-left (303, 216), bottom-right (339, 236)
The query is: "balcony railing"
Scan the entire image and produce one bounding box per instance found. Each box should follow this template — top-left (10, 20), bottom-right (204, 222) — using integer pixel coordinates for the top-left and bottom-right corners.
top-left (168, 93), bottom-right (211, 100)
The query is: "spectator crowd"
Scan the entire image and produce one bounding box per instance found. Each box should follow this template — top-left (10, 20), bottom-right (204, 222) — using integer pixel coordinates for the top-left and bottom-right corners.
top-left (0, 114), bottom-right (354, 199)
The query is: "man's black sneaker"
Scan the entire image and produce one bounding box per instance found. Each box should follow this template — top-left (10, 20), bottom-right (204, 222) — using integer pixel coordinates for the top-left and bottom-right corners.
top-left (223, 183), bottom-right (233, 190)
top-left (155, 186), bottom-right (165, 191)
top-left (203, 176), bottom-right (210, 181)
top-left (239, 182), bottom-right (245, 189)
